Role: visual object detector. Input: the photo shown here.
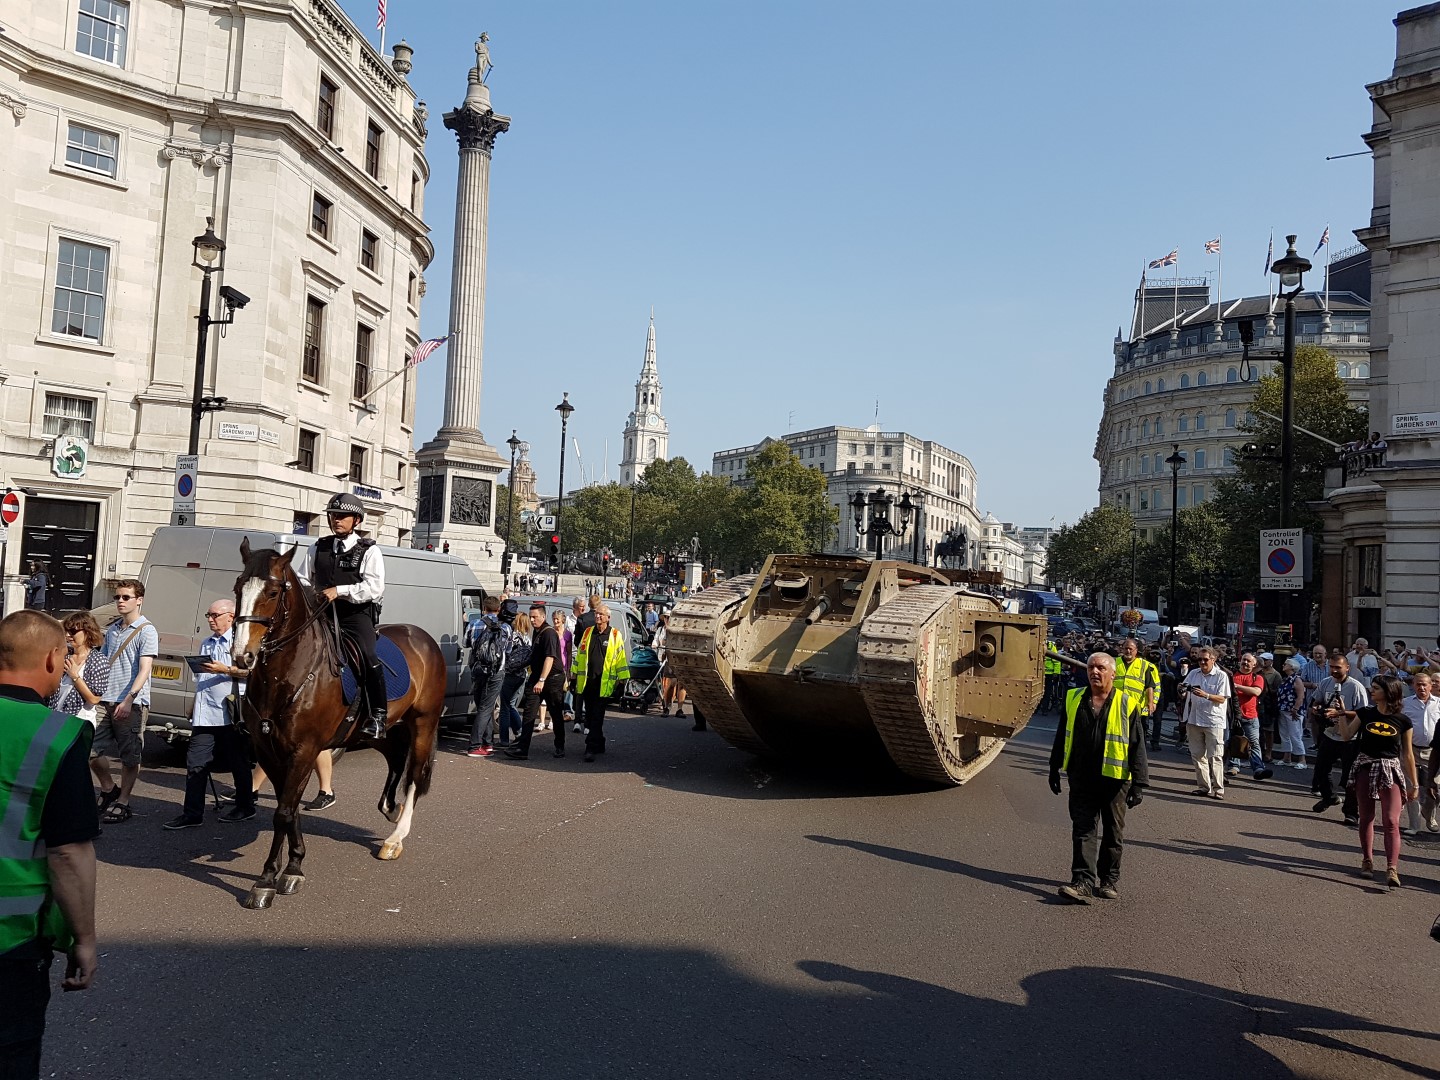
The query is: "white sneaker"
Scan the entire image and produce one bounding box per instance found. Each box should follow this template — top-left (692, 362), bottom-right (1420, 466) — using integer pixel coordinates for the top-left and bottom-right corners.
top-left (1426, 813), bottom-right (1440, 833)
top-left (572, 722), bottom-right (583, 734)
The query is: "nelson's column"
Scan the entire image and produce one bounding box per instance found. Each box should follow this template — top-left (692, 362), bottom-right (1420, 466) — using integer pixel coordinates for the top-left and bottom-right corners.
top-left (414, 34), bottom-right (509, 582)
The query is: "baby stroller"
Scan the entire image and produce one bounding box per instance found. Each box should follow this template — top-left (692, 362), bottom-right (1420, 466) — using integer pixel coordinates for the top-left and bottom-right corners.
top-left (615, 645), bottom-right (664, 713)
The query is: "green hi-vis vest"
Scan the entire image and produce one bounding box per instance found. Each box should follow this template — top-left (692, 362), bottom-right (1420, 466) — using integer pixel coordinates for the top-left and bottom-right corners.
top-left (1061, 687), bottom-right (1135, 781)
top-left (571, 627), bottom-right (631, 698)
top-left (1114, 656), bottom-right (1159, 714)
top-left (0, 702), bottom-right (90, 955)
top-left (1044, 653), bottom-right (1062, 675)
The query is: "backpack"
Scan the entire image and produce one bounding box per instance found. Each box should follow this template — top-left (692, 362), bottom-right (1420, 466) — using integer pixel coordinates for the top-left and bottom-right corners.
top-left (471, 620), bottom-right (508, 679)
top-left (504, 630), bottom-right (532, 675)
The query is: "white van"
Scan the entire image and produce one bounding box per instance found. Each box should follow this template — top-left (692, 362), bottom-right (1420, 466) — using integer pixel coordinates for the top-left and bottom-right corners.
top-left (124, 526), bottom-right (487, 738)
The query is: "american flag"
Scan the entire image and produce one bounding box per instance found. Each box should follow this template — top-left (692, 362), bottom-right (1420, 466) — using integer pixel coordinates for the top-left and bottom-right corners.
top-left (1147, 248), bottom-right (1178, 269)
top-left (1204, 237), bottom-right (1221, 255)
top-left (377, 0), bottom-right (386, 30)
top-left (408, 336), bottom-right (447, 368)
top-left (1313, 225), bottom-right (1330, 255)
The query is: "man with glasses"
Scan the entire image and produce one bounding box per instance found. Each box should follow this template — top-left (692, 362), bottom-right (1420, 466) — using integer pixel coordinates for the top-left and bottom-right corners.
top-left (163, 600), bottom-right (253, 830)
top-left (91, 580), bottom-right (158, 824)
top-left (1180, 646), bottom-right (1232, 800)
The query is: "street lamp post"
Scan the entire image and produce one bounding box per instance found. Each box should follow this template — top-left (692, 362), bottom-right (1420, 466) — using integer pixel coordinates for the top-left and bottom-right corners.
top-left (851, 487), bottom-right (913, 561)
top-left (1270, 236), bottom-right (1310, 644)
top-left (628, 483), bottom-right (637, 563)
top-left (1129, 527), bottom-right (1138, 611)
top-left (1166, 445), bottom-right (1186, 640)
top-left (554, 393), bottom-right (574, 574)
top-left (504, 429), bottom-right (521, 586)
top-left (910, 493), bottom-right (925, 564)
top-left (188, 217), bottom-right (240, 456)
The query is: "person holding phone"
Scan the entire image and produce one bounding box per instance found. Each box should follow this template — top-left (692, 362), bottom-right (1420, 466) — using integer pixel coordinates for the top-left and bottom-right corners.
top-left (1180, 647), bottom-right (1232, 799)
top-left (1309, 654), bottom-right (1369, 824)
top-left (1329, 674), bottom-right (1418, 888)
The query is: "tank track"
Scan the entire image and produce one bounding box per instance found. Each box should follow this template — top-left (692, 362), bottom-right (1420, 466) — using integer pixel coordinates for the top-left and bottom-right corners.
top-left (858, 585), bottom-right (1012, 785)
top-left (666, 576), bottom-right (771, 757)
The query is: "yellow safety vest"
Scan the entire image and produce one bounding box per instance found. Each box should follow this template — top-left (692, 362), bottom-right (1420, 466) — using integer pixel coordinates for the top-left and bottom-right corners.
top-left (571, 627), bottom-right (631, 697)
top-left (1061, 687), bottom-right (1135, 781)
top-left (0, 702), bottom-right (91, 954)
top-left (1114, 656), bottom-right (1158, 714)
top-left (1044, 652), bottom-right (1062, 676)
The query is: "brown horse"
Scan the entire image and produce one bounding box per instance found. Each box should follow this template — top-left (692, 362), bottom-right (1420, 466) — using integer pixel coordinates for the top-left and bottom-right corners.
top-left (232, 539), bottom-right (445, 910)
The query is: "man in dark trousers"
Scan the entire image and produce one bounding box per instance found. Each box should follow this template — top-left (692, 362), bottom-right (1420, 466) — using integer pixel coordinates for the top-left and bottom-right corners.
top-left (571, 603), bottom-right (629, 763)
top-left (0, 610), bottom-right (99, 1077)
top-left (306, 492), bottom-right (388, 740)
top-left (1048, 651), bottom-right (1149, 904)
top-left (569, 593), bottom-right (598, 736)
top-left (507, 604), bottom-right (567, 760)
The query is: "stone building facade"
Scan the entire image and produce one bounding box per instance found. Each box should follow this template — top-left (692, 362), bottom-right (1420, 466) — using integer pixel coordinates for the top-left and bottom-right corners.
top-left (1316, 3), bottom-right (1440, 647)
top-left (712, 425), bottom-right (982, 564)
top-left (0, 0), bottom-right (432, 610)
top-left (1098, 284), bottom-right (1370, 540)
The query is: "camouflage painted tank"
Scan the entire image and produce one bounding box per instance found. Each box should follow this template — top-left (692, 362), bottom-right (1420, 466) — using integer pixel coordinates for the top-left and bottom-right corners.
top-left (666, 554), bottom-right (1046, 785)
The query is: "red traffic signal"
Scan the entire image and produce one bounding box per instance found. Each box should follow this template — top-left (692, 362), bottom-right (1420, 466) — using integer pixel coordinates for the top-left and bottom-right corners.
top-left (548, 534), bottom-right (560, 555)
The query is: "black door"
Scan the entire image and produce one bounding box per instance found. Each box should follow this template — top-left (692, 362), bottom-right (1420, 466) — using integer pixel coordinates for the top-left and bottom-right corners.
top-left (18, 498), bottom-right (100, 612)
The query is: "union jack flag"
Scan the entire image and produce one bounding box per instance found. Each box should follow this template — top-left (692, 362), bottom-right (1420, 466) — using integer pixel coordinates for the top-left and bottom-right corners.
top-left (377, 0), bottom-right (387, 30)
top-left (1264, 232), bottom-right (1273, 274)
top-left (1313, 225), bottom-right (1330, 255)
top-left (408, 336), bottom-right (447, 367)
top-left (1148, 248), bottom-right (1178, 269)
top-left (1204, 238), bottom-right (1221, 255)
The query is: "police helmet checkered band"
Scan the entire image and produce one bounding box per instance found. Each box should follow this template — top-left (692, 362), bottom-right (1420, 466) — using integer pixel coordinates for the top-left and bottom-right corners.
top-left (326, 491), bottom-right (365, 519)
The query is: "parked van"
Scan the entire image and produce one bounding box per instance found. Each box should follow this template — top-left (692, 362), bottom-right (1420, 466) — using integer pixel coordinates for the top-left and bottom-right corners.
top-left (120, 526), bottom-right (486, 738)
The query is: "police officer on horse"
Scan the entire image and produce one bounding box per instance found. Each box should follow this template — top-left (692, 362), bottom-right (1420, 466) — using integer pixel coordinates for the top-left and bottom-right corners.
top-left (307, 492), bottom-right (387, 740)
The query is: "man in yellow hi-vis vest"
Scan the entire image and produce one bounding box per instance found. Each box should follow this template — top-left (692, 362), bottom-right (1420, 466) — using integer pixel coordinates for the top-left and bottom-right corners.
top-left (1115, 636), bottom-right (1160, 747)
top-left (0, 610), bottom-right (100, 1075)
top-left (1047, 651), bottom-right (1148, 904)
top-left (570, 603), bottom-right (630, 762)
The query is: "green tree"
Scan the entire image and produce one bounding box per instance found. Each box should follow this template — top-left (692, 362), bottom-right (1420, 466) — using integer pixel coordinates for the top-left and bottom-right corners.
top-left (1045, 504), bottom-right (1136, 600)
top-left (1135, 501), bottom-right (1235, 623)
top-left (725, 441), bottom-right (837, 573)
top-left (556, 483), bottom-right (633, 556)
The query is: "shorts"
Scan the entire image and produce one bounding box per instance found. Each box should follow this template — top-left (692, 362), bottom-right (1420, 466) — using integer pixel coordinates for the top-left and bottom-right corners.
top-left (92, 701), bottom-right (146, 767)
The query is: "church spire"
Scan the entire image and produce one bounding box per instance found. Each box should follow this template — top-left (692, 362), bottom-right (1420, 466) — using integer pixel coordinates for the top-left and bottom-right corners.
top-left (642, 309), bottom-right (657, 374)
top-left (619, 309), bottom-right (669, 487)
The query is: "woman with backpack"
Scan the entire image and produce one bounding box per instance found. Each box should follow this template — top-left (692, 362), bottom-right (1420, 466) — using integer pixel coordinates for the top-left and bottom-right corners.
top-left (496, 601), bottom-right (533, 747)
top-left (467, 595), bottom-right (511, 758)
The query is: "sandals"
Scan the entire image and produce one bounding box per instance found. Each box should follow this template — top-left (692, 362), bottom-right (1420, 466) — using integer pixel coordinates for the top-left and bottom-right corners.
top-left (101, 801), bottom-right (132, 823)
top-left (96, 786), bottom-right (121, 812)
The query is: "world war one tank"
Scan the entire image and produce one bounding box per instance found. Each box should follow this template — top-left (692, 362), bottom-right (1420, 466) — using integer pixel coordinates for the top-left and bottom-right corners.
top-left (666, 554), bottom-right (1046, 786)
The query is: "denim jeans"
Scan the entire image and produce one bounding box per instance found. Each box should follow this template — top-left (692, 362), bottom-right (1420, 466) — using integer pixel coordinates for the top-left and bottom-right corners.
top-left (469, 667), bottom-right (505, 750)
top-left (499, 670), bottom-right (527, 743)
top-left (1241, 717), bottom-right (1266, 775)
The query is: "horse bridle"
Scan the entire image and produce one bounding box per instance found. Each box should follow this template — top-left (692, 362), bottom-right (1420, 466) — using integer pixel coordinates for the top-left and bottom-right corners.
top-left (237, 575), bottom-right (335, 666)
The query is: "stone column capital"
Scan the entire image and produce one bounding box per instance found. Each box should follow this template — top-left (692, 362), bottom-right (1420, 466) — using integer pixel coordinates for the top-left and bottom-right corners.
top-left (443, 105), bottom-right (510, 152)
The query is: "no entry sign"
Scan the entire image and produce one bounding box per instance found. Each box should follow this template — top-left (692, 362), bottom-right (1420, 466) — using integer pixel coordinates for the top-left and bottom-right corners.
top-left (0, 491), bottom-right (20, 526)
top-left (1260, 528), bottom-right (1303, 590)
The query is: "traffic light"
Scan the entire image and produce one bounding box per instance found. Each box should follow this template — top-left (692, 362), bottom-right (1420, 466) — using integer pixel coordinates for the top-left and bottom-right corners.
top-left (442, 541), bottom-right (450, 554)
top-left (501, 551), bottom-right (512, 576)
top-left (549, 534), bottom-right (560, 555)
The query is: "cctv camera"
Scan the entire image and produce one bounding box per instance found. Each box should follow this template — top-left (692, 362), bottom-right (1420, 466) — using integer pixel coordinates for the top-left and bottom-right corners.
top-left (219, 284), bottom-right (251, 310)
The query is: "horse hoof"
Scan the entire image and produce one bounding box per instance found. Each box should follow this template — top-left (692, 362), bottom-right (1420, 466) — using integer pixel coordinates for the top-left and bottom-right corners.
top-left (244, 887), bottom-right (276, 910)
top-left (277, 873), bottom-right (305, 895)
top-left (377, 842), bottom-right (403, 861)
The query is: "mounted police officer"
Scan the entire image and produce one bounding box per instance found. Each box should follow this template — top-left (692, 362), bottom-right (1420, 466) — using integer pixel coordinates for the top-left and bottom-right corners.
top-left (306, 492), bottom-right (388, 740)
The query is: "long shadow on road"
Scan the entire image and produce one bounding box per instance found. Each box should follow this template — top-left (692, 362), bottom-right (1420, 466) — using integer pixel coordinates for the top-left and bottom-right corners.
top-left (44, 942), bottom-right (1440, 1080)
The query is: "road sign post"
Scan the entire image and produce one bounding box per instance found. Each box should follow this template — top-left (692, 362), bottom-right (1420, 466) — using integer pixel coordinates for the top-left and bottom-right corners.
top-left (0, 489), bottom-right (20, 620)
top-left (172, 455), bottom-right (198, 527)
top-left (1260, 528), bottom-right (1303, 591)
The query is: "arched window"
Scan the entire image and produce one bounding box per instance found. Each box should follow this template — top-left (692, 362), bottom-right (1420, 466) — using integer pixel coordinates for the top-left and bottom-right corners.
top-left (1195, 413), bottom-right (1206, 430)
top-left (1140, 455), bottom-right (1150, 474)
top-left (1141, 420), bottom-right (1150, 437)
top-left (1157, 378), bottom-right (1167, 392)
top-left (1153, 453), bottom-right (1162, 473)
top-left (1197, 371), bottom-right (1208, 386)
top-left (647, 438), bottom-right (657, 460)
top-left (1336, 361), bottom-right (1351, 378)
top-left (1356, 363), bottom-right (1370, 378)
top-left (1155, 417), bottom-right (1164, 435)
top-left (1179, 374), bottom-right (1190, 388)
top-left (1223, 447), bottom-right (1235, 467)
top-left (1225, 408), bottom-right (1236, 428)
top-left (627, 438), bottom-right (634, 458)
top-left (1178, 416), bottom-right (1189, 432)
top-left (1226, 367), bottom-right (1238, 383)
top-left (1195, 449), bottom-right (1207, 470)
top-left (1144, 381), bottom-right (1152, 395)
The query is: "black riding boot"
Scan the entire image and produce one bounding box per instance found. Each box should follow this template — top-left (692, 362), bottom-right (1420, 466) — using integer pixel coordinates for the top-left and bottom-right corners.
top-left (361, 662), bottom-right (388, 739)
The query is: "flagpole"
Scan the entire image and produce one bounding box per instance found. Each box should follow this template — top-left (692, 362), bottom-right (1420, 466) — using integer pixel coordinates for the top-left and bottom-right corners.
top-left (358, 363), bottom-right (406, 406)
top-left (1137, 261), bottom-right (1147, 339)
top-left (1216, 235), bottom-right (1223, 324)
top-left (1324, 231), bottom-right (1332, 315)
top-left (1172, 247), bottom-right (1179, 329)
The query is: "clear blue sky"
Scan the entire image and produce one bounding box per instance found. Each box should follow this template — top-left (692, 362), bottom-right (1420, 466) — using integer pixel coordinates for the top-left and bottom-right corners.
top-left (337, 0), bottom-right (1394, 527)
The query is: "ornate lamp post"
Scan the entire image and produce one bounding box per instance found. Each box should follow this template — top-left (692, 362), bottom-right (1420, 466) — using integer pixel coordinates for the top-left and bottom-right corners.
top-left (851, 487), bottom-right (913, 560)
top-left (1270, 235), bottom-right (1311, 531)
top-left (1166, 445), bottom-right (1187, 640)
top-left (503, 429), bottom-right (521, 584)
top-left (554, 393), bottom-right (573, 572)
top-left (188, 217), bottom-right (241, 456)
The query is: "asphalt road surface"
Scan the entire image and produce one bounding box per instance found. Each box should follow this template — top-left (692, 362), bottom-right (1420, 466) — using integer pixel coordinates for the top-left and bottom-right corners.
top-left (44, 711), bottom-right (1440, 1079)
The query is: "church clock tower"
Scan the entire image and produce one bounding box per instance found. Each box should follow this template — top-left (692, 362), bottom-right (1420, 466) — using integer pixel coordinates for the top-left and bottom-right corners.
top-left (620, 312), bottom-right (669, 486)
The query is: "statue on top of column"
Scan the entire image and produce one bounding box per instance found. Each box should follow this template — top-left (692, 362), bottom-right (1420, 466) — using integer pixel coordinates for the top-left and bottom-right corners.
top-left (474, 33), bottom-right (493, 84)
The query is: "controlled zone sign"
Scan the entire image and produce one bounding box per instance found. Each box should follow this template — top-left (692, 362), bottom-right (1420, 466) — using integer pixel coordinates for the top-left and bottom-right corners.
top-left (172, 454), bottom-right (198, 526)
top-left (1259, 528), bottom-right (1303, 590)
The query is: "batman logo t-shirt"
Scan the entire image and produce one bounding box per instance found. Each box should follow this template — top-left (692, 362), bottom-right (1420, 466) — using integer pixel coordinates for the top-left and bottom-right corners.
top-left (1354, 706), bottom-right (1412, 759)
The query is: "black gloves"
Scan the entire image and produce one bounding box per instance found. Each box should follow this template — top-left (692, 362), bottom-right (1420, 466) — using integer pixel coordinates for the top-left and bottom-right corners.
top-left (1049, 772), bottom-right (1062, 795)
top-left (1126, 787), bottom-right (1144, 808)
